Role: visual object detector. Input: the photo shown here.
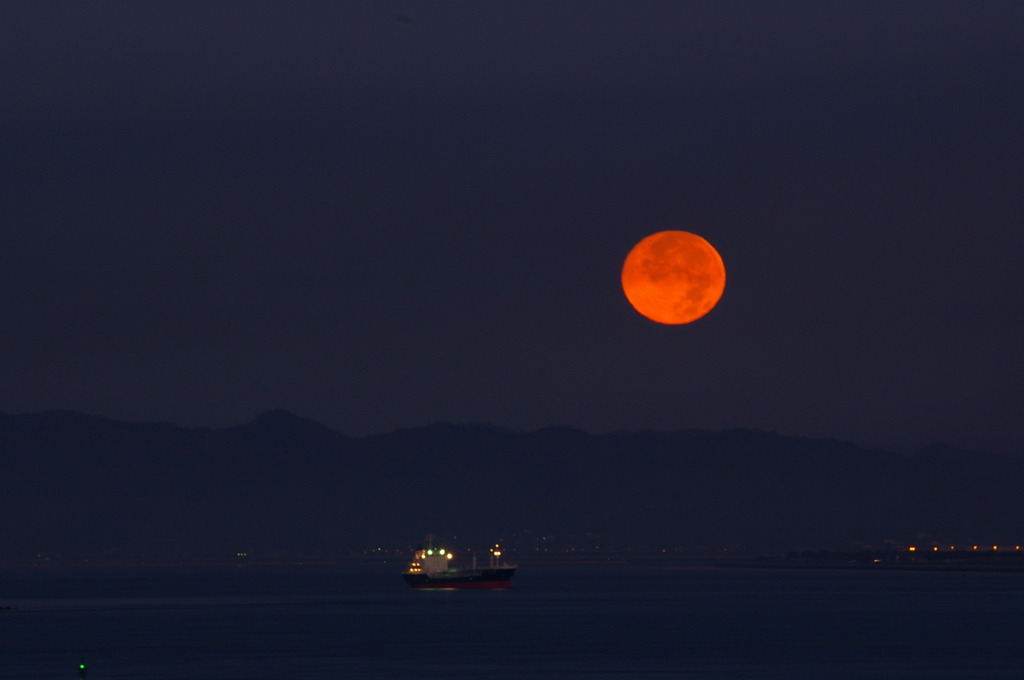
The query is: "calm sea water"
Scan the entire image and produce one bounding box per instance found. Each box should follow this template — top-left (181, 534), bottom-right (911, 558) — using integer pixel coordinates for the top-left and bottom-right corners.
top-left (2, 561), bottom-right (1023, 679)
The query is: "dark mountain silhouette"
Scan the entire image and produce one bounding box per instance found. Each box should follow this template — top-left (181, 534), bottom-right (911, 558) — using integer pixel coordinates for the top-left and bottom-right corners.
top-left (2, 410), bottom-right (1022, 562)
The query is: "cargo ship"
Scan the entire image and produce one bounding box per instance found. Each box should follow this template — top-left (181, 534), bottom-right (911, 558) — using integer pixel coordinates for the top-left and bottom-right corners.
top-left (402, 543), bottom-right (516, 589)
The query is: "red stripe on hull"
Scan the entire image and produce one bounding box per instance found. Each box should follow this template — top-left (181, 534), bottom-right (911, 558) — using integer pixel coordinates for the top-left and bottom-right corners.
top-left (410, 581), bottom-right (514, 590)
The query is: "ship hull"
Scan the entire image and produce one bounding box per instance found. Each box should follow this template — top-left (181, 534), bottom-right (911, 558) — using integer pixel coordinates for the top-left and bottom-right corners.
top-left (402, 567), bottom-right (516, 590)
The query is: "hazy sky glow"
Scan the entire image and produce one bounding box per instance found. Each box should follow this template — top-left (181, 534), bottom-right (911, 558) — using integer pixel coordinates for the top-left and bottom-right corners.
top-left (2, 1), bottom-right (1023, 452)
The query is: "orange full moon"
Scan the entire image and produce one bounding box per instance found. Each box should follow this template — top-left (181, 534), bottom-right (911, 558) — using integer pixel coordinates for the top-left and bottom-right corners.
top-left (621, 230), bottom-right (726, 324)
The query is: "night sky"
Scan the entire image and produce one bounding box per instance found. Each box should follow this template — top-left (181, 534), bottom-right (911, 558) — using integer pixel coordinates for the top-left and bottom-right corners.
top-left (3, 1), bottom-right (1022, 453)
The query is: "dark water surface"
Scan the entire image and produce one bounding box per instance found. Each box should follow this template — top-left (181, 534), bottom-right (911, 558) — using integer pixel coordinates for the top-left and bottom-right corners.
top-left (2, 562), bottom-right (1023, 679)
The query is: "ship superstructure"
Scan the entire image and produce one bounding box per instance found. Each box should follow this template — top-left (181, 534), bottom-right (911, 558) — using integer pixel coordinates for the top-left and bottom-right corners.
top-left (402, 543), bottom-right (516, 589)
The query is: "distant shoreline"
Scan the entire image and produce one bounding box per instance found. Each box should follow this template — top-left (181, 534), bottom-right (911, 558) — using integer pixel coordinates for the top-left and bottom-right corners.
top-left (719, 549), bottom-right (1024, 573)
top-left (6, 548), bottom-right (1024, 573)
top-left (0, 551), bottom-right (730, 571)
